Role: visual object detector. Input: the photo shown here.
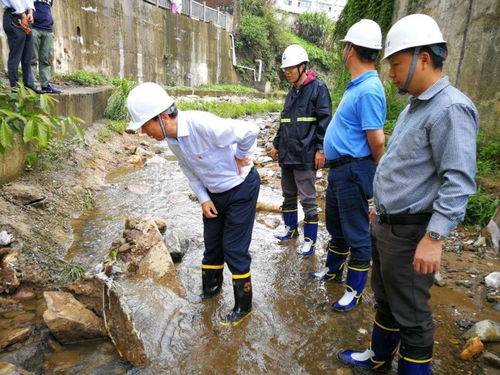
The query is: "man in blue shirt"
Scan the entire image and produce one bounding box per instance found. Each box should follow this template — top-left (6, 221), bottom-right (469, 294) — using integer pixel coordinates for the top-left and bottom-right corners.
top-left (310, 20), bottom-right (386, 312)
top-left (337, 15), bottom-right (478, 375)
top-left (2, 0), bottom-right (40, 92)
top-left (31, 0), bottom-right (60, 93)
top-left (126, 83), bottom-right (260, 327)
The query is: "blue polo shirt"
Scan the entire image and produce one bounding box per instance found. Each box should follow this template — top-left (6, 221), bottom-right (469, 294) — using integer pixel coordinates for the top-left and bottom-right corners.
top-left (324, 70), bottom-right (386, 160)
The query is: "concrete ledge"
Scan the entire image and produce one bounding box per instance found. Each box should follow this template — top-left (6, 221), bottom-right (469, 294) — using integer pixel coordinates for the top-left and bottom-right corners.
top-left (0, 86), bottom-right (114, 184)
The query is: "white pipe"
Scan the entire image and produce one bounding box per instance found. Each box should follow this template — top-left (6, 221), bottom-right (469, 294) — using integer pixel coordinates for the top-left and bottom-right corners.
top-left (229, 33), bottom-right (259, 81)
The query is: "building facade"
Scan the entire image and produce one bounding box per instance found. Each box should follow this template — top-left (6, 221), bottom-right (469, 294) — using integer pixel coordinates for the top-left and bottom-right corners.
top-left (275, 0), bottom-right (347, 20)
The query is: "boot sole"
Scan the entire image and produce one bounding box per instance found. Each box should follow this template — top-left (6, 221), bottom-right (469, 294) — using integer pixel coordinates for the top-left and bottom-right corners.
top-left (336, 351), bottom-right (391, 373)
top-left (219, 311), bottom-right (253, 327)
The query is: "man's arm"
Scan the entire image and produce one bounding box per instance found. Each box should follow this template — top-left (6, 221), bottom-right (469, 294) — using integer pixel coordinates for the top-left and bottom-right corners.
top-left (211, 118), bottom-right (259, 160)
top-left (366, 129), bottom-right (385, 164)
top-left (314, 84), bottom-right (333, 151)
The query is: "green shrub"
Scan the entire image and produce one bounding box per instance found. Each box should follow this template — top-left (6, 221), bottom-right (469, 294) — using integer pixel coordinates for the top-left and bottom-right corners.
top-left (477, 133), bottom-right (500, 177)
top-left (0, 82), bottom-right (83, 154)
top-left (57, 70), bottom-right (110, 86)
top-left (464, 190), bottom-right (500, 227)
top-left (295, 12), bottom-right (335, 49)
top-left (285, 33), bottom-right (338, 71)
top-left (198, 84), bottom-right (258, 93)
top-left (104, 78), bottom-right (137, 121)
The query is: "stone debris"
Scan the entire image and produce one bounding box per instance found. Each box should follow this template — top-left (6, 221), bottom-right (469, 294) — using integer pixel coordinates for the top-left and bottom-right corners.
top-left (43, 291), bottom-right (107, 344)
top-left (463, 320), bottom-right (500, 342)
top-left (480, 351), bottom-right (500, 369)
top-left (460, 336), bottom-right (484, 360)
top-left (485, 272), bottom-right (500, 288)
top-left (0, 231), bottom-right (13, 246)
top-left (0, 362), bottom-right (34, 375)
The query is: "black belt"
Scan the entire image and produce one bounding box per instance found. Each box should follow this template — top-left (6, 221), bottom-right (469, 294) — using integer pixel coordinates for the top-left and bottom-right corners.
top-left (325, 155), bottom-right (372, 169)
top-left (377, 213), bottom-right (432, 225)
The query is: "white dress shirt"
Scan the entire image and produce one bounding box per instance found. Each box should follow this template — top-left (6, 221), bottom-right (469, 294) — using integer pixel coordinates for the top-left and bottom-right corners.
top-left (166, 110), bottom-right (259, 204)
top-left (2, 0), bottom-right (34, 13)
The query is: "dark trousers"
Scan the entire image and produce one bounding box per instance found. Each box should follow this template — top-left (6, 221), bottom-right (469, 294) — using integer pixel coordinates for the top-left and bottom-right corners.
top-left (371, 218), bottom-right (435, 348)
top-left (202, 168), bottom-right (260, 275)
top-left (325, 159), bottom-right (375, 261)
top-left (281, 167), bottom-right (317, 216)
top-left (3, 10), bottom-right (35, 88)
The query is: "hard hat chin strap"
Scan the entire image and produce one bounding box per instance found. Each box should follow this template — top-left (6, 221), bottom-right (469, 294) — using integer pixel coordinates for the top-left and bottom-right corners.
top-left (158, 113), bottom-right (168, 139)
top-left (294, 64), bottom-right (306, 85)
top-left (398, 47), bottom-right (421, 95)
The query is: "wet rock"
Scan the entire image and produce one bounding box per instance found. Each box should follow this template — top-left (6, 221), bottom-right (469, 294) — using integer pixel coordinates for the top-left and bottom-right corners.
top-left (42, 291), bottom-right (107, 344)
top-left (0, 183), bottom-right (45, 206)
top-left (0, 297), bottom-right (21, 313)
top-left (154, 218), bottom-right (167, 234)
top-left (485, 272), bottom-right (500, 288)
top-left (0, 251), bottom-right (20, 294)
top-left (493, 302), bottom-right (500, 311)
top-left (47, 337), bottom-right (64, 352)
top-left (0, 362), bottom-right (34, 375)
top-left (434, 272), bottom-right (446, 287)
top-left (12, 289), bottom-right (36, 300)
top-left (473, 236), bottom-right (486, 247)
top-left (124, 144), bottom-right (137, 154)
top-left (481, 351), bottom-right (500, 369)
top-left (254, 155), bottom-right (273, 166)
top-left (460, 336), bottom-right (484, 360)
top-left (334, 368), bottom-right (353, 375)
top-left (125, 184), bottom-right (151, 194)
top-left (456, 319), bottom-right (476, 330)
top-left (118, 243), bottom-right (131, 253)
top-left (486, 207), bottom-right (500, 251)
top-left (164, 229), bottom-right (190, 263)
top-left (127, 155), bottom-right (144, 166)
top-left (0, 327), bottom-right (32, 350)
top-left (63, 277), bottom-right (105, 317)
top-left (101, 217), bottom-right (188, 367)
top-left (260, 217), bottom-right (281, 230)
top-left (463, 320), bottom-right (500, 342)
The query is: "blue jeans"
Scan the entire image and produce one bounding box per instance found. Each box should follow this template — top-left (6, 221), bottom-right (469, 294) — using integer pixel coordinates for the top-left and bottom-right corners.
top-left (202, 168), bottom-right (260, 274)
top-left (325, 159), bottom-right (375, 261)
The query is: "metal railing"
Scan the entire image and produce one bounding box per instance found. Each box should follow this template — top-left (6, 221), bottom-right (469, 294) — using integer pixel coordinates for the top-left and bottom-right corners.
top-left (143, 0), bottom-right (231, 30)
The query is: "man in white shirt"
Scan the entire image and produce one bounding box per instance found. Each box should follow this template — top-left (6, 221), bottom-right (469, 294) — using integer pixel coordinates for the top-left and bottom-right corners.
top-left (2, 0), bottom-right (40, 92)
top-left (126, 82), bottom-right (260, 327)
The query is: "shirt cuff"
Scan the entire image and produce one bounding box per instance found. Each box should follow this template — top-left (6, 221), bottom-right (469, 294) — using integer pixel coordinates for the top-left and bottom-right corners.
top-left (234, 148), bottom-right (252, 160)
top-left (427, 211), bottom-right (456, 237)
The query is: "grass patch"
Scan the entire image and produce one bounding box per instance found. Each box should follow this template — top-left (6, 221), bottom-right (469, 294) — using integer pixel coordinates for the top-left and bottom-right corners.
top-left (56, 70), bottom-right (110, 86)
top-left (63, 263), bottom-right (86, 282)
top-left (176, 99), bottom-right (282, 118)
top-left (105, 79), bottom-right (137, 121)
top-left (464, 190), bottom-right (500, 227)
top-left (199, 84), bottom-right (258, 93)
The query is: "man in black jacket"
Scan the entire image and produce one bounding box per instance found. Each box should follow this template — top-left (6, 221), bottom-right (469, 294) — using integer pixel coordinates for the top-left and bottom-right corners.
top-left (269, 44), bottom-right (332, 256)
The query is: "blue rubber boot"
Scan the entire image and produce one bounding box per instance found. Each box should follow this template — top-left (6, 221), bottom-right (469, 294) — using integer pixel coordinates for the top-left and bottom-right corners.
top-left (310, 241), bottom-right (349, 281)
top-left (275, 209), bottom-right (298, 241)
top-left (337, 319), bottom-right (400, 373)
top-left (297, 214), bottom-right (318, 256)
top-left (333, 260), bottom-right (369, 311)
top-left (397, 343), bottom-right (432, 375)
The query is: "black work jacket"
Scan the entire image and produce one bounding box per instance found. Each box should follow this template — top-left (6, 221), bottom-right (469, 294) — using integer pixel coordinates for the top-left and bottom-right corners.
top-left (273, 75), bottom-right (332, 170)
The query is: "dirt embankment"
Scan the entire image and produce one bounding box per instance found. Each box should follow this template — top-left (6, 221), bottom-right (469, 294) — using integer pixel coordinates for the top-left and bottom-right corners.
top-left (0, 123), bottom-right (145, 289)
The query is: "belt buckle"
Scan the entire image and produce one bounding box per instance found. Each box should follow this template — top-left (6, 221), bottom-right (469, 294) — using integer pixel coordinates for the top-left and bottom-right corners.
top-left (375, 208), bottom-right (383, 224)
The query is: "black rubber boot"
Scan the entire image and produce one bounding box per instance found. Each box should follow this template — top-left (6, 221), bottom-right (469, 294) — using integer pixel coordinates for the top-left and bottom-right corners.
top-left (202, 265), bottom-right (224, 299)
top-left (220, 273), bottom-right (252, 326)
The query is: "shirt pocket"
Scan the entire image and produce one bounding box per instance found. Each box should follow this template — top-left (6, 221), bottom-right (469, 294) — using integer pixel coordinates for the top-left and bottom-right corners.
top-left (394, 128), bottom-right (427, 160)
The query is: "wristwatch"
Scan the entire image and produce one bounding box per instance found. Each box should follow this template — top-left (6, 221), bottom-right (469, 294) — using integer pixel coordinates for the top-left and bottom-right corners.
top-left (427, 231), bottom-right (444, 241)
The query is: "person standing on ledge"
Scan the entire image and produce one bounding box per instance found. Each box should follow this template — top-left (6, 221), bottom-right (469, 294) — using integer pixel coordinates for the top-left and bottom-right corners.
top-left (126, 82), bottom-right (260, 327)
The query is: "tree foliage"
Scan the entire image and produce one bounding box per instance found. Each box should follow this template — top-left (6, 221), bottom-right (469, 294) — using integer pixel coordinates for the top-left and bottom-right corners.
top-left (294, 12), bottom-right (335, 49)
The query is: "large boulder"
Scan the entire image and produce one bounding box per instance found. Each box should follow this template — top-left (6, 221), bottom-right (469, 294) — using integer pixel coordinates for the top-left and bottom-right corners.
top-left (42, 291), bottom-right (107, 344)
top-left (63, 276), bottom-right (105, 317)
top-left (101, 216), bottom-right (187, 368)
top-left (463, 320), bottom-right (500, 342)
top-left (0, 362), bottom-right (34, 375)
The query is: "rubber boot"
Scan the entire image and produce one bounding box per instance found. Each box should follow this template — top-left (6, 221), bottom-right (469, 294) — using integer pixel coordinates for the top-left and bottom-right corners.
top-left (275, 209), bottom-right (298, 240)
top-left (337, 319), bottom-right (400, 373)
top-left (220, 273), bottom-right (252, 327)
top-left (333, 260), bottom-right (370, 311)
top-left (397, 343), bottom-right (432, 375)
top-left (310, 241), bottom-right (349, 281)
top-left (297, 214), bottom-right (318, 256)
top-left (201, 264), bottom-right (224, 299)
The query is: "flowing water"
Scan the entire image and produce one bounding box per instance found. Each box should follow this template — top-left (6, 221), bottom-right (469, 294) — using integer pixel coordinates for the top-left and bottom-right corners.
top-left (2, 139), bottom-right (497, 375)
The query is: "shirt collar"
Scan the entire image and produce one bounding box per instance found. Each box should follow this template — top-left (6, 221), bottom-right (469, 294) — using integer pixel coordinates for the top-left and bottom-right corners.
top-left (413, 76), bottom-right (450, 101)
top-left (347, 70), bottom-right (378, 88)
top-left (175, 110), bottom-right (189, 138)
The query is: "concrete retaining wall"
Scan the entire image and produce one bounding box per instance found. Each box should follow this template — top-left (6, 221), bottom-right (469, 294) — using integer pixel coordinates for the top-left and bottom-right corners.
top-left (0, 0), bottom-right (237, 86)
top-left (392, 0), bottom-right (499, 133)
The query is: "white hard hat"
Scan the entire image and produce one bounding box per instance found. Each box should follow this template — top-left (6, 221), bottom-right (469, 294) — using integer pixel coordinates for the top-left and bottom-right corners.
top-left (383, 14), bottom-right (446, 60)
top-left (126, 82), bottom-right (175, 131)
top-left (280, 44), bottom-right (309, 69)
top-left (341, 19), bottom-right (382, 50)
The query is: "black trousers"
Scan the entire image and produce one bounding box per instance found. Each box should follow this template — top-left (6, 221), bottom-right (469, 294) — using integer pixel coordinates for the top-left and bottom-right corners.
top-left (202, 168), bottom-right (260, 275)
top-left (3, 10), bottom-right (35, 88)
top-left (371, 218), bottom-right (435, 349)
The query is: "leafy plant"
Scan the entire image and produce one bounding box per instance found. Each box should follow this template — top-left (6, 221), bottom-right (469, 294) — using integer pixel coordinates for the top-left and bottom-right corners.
top-left (56, 70), bottom-right (110, 86)
top-left (295, 12), bottom-right (335, 49)
top-left (464, 190), bottom-right (500, 227)
top-left (104, 78), bottom-right (137, 121)
top-left (63, 263), bottom-right (86, 282)
top-left (0, 82), bottom-right (84, 154)
top-left (176, 99), bottom-right (282, 118)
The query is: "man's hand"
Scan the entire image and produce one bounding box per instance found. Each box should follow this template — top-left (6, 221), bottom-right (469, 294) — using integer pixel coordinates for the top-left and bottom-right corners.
top-left (201, 200), bottom-right (218, 218)
top-left (413, 234), bottom-right (443, 274)
top-left (315, 151), bottom-right (325, 169)
top-left (19, 14), bottom-right (30, 29)
top-left (235, 156), bottom-right (251, 175)
top-left (368, 207), bottom-right (376, 222)
top-left (268, 147), bottom-right (278, 160)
